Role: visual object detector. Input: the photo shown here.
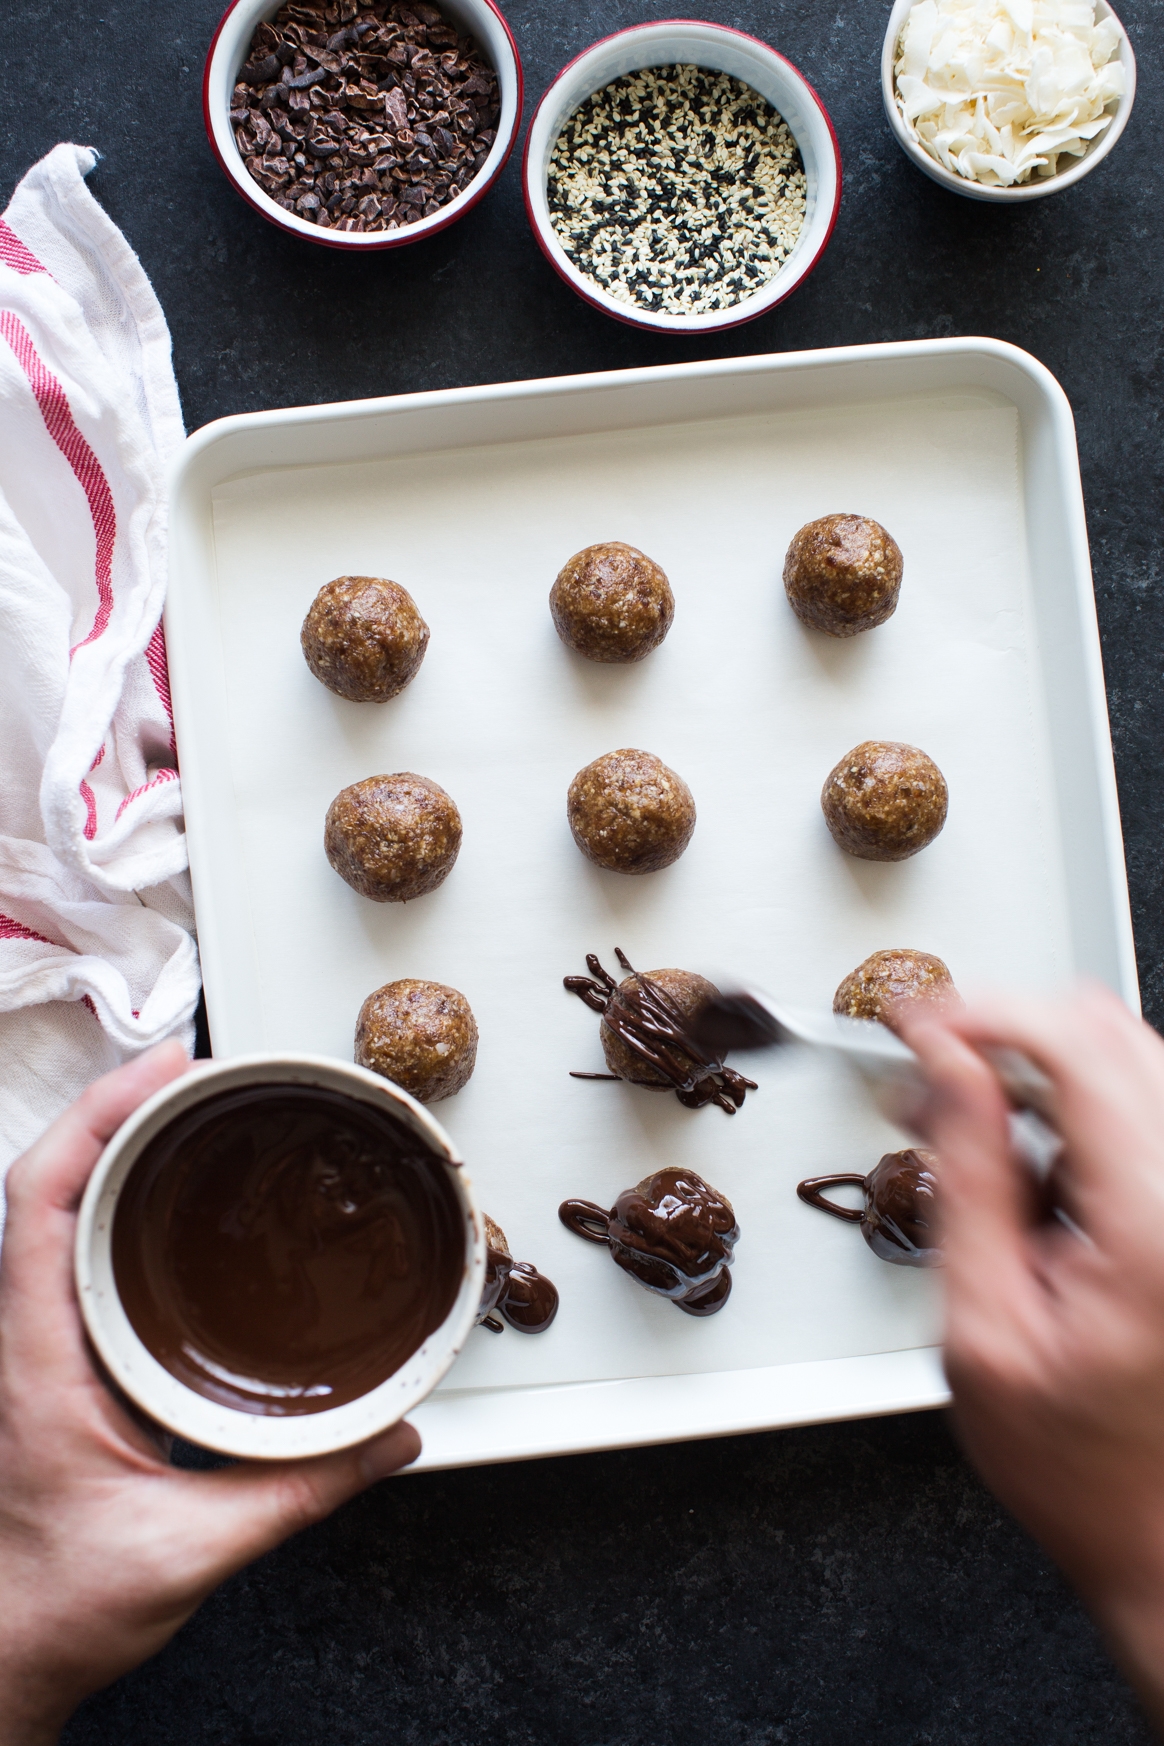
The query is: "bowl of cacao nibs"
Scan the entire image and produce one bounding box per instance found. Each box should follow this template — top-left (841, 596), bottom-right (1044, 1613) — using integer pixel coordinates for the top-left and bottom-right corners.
top-left (522, 21), bottom-right (841, 334)
top-left (204, 0), bottom-right (522, 246)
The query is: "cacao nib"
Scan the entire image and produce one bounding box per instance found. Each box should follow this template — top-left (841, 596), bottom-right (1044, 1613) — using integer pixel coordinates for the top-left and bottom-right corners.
top-left (230, 0), bottom-right (500, 231)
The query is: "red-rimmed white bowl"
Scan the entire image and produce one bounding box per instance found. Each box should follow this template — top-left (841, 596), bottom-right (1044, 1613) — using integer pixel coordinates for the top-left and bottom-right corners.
top-left (204, 0), bottom-right (523, 249)
top-left (522, 20), bottom-right (841, 335)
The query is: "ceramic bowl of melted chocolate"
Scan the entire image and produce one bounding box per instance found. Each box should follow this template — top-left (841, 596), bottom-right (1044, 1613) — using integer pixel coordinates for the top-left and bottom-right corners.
top-left (75, 1056), bottom-right (485, 1460)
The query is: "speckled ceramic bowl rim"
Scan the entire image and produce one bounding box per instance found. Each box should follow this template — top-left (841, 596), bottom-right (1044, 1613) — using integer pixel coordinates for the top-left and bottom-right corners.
top-left (881, 0), bottom-right (1137, 203)
top-left (75, 1054), bottom-right (485, 1461)
top-left (203, 0), bottom-right (523, 249)
top-left (521, 19), bottom-right (842, 335)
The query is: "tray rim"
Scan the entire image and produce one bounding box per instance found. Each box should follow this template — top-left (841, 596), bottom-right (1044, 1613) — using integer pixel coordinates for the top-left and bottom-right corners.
top-left (403, 1345), bottom-right (950, 1474)
top-left (178, 332), bottom-right (1088, 453)
top-left (167, 337), bottom-right (1136, 1467)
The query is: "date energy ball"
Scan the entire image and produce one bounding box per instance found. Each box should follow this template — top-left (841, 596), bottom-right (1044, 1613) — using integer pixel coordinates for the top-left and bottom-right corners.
top-left (833, 949), bottom-right (956, 1031)
top-left (568, 749), bottom-right (696, 874)
top-left (784, 515), bottom-right (903, 637)
top-left (601, 966), bottom-right (719, 1086)
top-left (325, 773), bottom-right (461, 901)
top-left (550, 542), bottom-right (675, 663)
top-left (301, 576), bottom-right (429, 702)
top-left (821, 741), bottom-right (947, 862)
top-left (355, 979), bottom-right (477, 1102)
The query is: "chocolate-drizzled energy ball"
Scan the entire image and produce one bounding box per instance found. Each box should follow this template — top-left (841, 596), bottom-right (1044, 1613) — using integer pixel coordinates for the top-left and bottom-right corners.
top-left (821, 741), bottom-right (948, 862)
top-left (784, 515), bottom-right (903, 637)
top-left (476, 1213), bottom-right (559, 1335)
top-left (833, 948), bottom-right (956, 1031)
top-left (568, 748), bottom-right (695, 874)
top-left (550, 542), bottom-right (674, 663)
top-left (355, 978), bottom-right (477, 1101)
top-left (560, 1167), bottom-right (739, 1315)
top-left (325, 772), bottom-right (461, 900)
top-left (301, 576), bottom-right (429, 702)
top-left (565, 948), bottom-right (756, 1114)
top-left (600, 965), bottom-right (715, 1084)
top-left (798, 1149), bottom-right (941, 1268)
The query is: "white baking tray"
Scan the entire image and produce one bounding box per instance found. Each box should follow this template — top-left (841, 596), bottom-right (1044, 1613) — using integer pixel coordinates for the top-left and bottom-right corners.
top-left (167, 339), bottom-right (1136, 1472)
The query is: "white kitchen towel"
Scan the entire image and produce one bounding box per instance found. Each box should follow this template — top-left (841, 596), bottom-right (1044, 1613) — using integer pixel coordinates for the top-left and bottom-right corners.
top-left (0, 143), bottom-right (200, 1176)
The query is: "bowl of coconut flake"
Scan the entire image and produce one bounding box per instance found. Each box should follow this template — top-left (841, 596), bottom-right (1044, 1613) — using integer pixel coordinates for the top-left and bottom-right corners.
top-left (882, 0), bottom-right (1135, 201)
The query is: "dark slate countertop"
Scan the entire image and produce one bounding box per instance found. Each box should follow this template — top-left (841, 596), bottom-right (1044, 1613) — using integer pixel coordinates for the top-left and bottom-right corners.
top-left (2, 0), bottom-right (1159, 1739)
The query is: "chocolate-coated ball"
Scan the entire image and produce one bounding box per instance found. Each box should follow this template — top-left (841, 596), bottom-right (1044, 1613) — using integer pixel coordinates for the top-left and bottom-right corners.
top-left (863, 1149), bottom-right (940, 1265)
top-left (797, 1149), bottom-right (941, 1268)
top-left (559, 1167), bottom-right (738, 1316)
top-left (476, 1213), bottom-right (559, 1334)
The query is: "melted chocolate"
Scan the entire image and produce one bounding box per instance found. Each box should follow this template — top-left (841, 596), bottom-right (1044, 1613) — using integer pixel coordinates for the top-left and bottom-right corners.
top-left (497, 1262), bottom-right (559, 1332)
top-left (564, 950), bottom-right (757, 1115)
top-left (797, 1148), bottom-right (941, 1267)
top-left (476, 1244), bottom-right (559, 1335)
top-left (476, 1243), bottom-right (511, 1332)
top-left (112, 1083), bottom-right (464, 1416)
top-left (687, 991), bottom-right (784, 1054)
top-left (560, 1167), bottom-right (739, 1315)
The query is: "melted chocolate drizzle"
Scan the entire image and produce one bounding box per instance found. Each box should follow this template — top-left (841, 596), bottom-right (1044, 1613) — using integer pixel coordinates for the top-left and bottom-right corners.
top-left (559, 1167), bottom-right (739, 1316)
top-left (797, 1149), bottom-right (941, 1268)
top-left (564, 949), bottom-right (758, 1115)
top-left (476, 1243), bottom-right (559, 1335)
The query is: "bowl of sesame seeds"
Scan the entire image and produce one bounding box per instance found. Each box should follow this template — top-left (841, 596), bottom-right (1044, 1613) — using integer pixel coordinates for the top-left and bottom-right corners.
top-left (204, 0), bottom-right (522, 247)
top-left (522, 21), bottom-right (841, 333)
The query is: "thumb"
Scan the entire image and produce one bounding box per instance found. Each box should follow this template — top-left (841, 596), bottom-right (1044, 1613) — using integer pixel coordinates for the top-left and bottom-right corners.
top-left (176, 1420), bottom-right (422, 1589)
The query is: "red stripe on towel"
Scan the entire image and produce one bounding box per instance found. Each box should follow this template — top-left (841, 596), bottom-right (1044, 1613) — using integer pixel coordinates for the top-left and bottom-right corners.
top-left (79, 743), bottom-right (105, 841)
top-left (116, 766), bottom-right (178, 820)
top-left (0, 219), bottom-right (47, 276)
top-left (79, 781), bottom-right (97, 839)
top-left (0, 311), bottom-right (117, 654)
top-left (0, 912), bottom-right (54, 945)
top-left (145, 619), bottom-right (177, 751)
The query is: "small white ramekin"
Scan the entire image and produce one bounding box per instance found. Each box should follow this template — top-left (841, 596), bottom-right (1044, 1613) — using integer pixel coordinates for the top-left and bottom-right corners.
top-left (882, 0), bottom-right (1136, 203)
top-left (75, 1054), bottom-right (484, 1460)
top-left (203, 0), bottom-right (523, 248)
top-left (522, 20), bottom-right (842, 336)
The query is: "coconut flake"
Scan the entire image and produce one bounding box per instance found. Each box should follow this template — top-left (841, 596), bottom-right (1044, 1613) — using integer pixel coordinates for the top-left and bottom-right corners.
top-left (894, 0), bottom-right (1127, 186)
